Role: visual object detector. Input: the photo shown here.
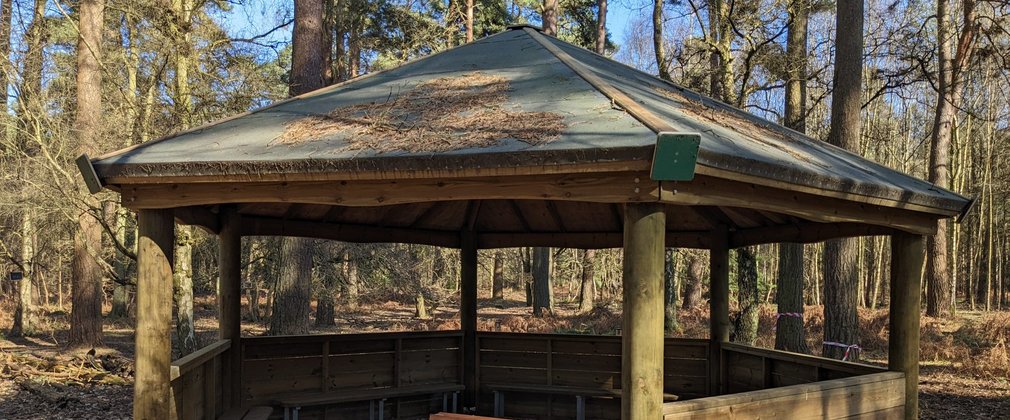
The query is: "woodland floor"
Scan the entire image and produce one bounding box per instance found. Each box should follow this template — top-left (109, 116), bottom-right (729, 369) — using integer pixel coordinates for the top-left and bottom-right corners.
top-left (0, 290), bottom-right (1007, 419)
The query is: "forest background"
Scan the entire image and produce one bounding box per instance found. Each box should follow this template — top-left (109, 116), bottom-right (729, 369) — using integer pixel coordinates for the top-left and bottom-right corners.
top-left (0, 0), bottom-right (1008, 417)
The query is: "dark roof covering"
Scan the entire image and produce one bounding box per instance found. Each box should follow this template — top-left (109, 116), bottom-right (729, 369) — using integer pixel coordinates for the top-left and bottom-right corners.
top-left (90, 27), bottom-right (969, 216)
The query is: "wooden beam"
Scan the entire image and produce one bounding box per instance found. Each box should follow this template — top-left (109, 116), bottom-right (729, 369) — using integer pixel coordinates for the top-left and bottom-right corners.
top-left (709, 227), bottom-right (730, 394)
top-left (621, 203), bottom-right (666, 419)
top-left (169, 339), bottom-right (231, 381)
top-left (663, 371), bottom-right (906, 419)
top-left (730, 222), bottom-right (899, 248)
top-left (172, 206), bottom-right (220, 233)
top-left (119, 172), bottom-right (660, 209)
top-left (241, 216), bottom-right (461, 248)
top-left (135, 209), bottom-right (175, 419)
top-left (460, 231), bottom-right (478, 408)
top-left (660, 177), bottom-right (939, 234)
top-left (100, 157), bottom-right (652, 185)
top-left (218, 207), bottom-right (243, 408)
top-left (477, 231), bottom-right (711, 249)
top-left (889, 232), bottom-right (924, 420)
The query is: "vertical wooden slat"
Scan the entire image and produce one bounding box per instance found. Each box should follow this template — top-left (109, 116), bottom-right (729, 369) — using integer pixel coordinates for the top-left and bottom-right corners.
top-left (394, 338), bottom-right (402, 387)
top-left (460, 230), bottom-right (478, 409)
top-left (546, 338), bottom-right (553, 386)
top-left (219, 206), bottom-right (243, 408)
top-left (204, 357), bottom-right (217, 418)
top-left (709, 227), bottom-right (730, 395)
top-left (761, 356), bottom-right (772, 389)
top-left (135, 208), bottom-right (175, 420)
top-left (889, 232), bottom-right (924, 420)
top-left (621, 203), bottom-right (665, 419)
top-left (322, 340), bottom-right (331, 392)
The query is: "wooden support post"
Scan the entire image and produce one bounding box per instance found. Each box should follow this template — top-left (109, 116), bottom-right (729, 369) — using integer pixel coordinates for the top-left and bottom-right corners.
top-left (460, 230), bottom-right (478, 410)
top-left (709, 227), bottom-right (730, 395)
top-left (889, 232), bottom-right (924, 420)
top-left (621, 203), bottom-right (665, 419)
top-left (135, 209), bottom-right (175, 420)
top-left (219, 206), bottom-right (243, 408)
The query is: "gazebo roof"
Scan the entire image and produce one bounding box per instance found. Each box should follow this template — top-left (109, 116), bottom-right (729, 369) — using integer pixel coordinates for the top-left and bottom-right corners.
top-left (84, 27), bottom-right (970, 249)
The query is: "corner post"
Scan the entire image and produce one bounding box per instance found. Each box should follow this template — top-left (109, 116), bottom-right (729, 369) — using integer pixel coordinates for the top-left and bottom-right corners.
top-left (889, 232), bottom-right (924, 419)
top-left (219, 206), bottom-right (243, 408)
top-left (621, 203), bottom-right (666, 419)
top-left (709, 226), bottom-right (730, 395)
top-left (134, 209), bottom-right (175, 420)
top-left (460, 230), bottom-right (478, 410)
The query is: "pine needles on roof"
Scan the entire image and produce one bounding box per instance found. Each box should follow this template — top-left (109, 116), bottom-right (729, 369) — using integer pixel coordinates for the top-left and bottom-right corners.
top-left (278, 72), bottom-right (566, 152)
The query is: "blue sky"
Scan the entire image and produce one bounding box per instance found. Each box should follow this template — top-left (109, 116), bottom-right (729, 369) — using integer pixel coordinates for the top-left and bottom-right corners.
top-left (217, 0), bottom-right (641, 61)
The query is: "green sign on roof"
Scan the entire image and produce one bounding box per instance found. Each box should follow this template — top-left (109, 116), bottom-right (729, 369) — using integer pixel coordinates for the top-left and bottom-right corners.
top-left (651, 132), bottom-right (700, 181)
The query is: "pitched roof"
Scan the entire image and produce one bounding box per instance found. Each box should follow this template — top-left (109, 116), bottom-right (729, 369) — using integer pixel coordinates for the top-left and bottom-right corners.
top-left (89, 27), bottom-right (969, 217)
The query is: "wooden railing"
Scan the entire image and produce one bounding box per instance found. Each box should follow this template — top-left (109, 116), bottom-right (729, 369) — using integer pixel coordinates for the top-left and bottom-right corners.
top-left (474, 333), bottom-right (712, 419)
top-left (718, 342), bottom-right (886, 393)
top-left (664, 371), bottom-right (905, 419)
top-left (170, 339), bottom-right (231, 420)
top-left (240, 331), bottom-right (463, 418)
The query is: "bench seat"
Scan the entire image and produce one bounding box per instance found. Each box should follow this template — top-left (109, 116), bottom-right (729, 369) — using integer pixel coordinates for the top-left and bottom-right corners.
top-left (276, 383), bottom-right (464, 420)
top-left (486, 383), bottom-right (677, 420)
top-left (218, 405), bottom-right (273, 420)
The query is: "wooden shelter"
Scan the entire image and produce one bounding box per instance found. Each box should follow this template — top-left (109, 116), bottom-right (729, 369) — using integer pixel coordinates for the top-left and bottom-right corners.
top-left (80, 26), bottom-right (970, 420)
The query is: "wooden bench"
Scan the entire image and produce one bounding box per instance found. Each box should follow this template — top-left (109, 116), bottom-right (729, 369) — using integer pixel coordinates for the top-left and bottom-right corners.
top-left (486, 383), bottom-right (677, 420)
top-left (429, 413), bottom-right (504, 419)
top-left (276, 383), bottom-right (464, 420)
top-left (219, 405), bottom-right (273, 420)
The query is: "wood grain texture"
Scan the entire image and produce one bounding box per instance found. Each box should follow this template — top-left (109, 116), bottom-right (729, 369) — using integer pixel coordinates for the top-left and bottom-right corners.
top-left (120, 172), bottom-right (659, 209)
top-left (663, 371), bottom-right (905, 420)
top-left (136, 209), bottom-right (175, 420)
top-left (660, 176), bottom-right (939, 234)
top-left (888, 233), bottom-right (924, 420)
top-left (621, 203), bottom-right (666, 419)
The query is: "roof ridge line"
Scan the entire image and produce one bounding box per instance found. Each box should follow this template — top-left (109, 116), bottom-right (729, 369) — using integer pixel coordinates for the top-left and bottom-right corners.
top-left (92, 31), bottom-right (518, 163)
top-left (522, 27), bottom-right (673, 135)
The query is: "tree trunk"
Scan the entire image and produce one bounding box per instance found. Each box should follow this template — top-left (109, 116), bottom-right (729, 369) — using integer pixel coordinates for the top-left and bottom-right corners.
top-left (532, 247), bottom-right (552, 316)
top-left (109, 208), bottom-right (133, 318)
top-left (10, 211), bottom-right (33, 336)
top-left (776, 0), bottom-right (809, 353)
top-left (652, 0), bottom-right (670, 80)
top-left (926, 0), bottom-right (976, 318)
top-left (348, 25), bottom-right (360, 78)
top-left (523, 248), bottom-right (533, 306)
top-left (270, 238), bottom-right (313, 335)
top-left (733, 248), bottom-right (759, 345)
top-left (492, 251), bottom-right (505, 300)
top-left (595, 0), bottom-right (607, 54)
top-left (173, 225), bottom-right (198, 356)
top-left (269, 0), bottom-right (326, 335)
top-left (579, 249), bottom-right (596, 313)
top-left (315, 264), bottom-right (336, 326)
top-left (0, 0), bottom-right (12, 115)
top-left (776, 242), bottom-right (808, 352)
top-left (707, 0), bottom-right (734, 102)
top-left (542, 0), bottom-right (558, 36)
top-left (664, 248), bottom-right (679, 334)
top-left (465, 0), bottom-right (474, 42)
top-left (290, 0), bottom-right (326, 96)
top-left (342, 249), bottom-right (359, 309)
top-left (681, 250), bottom-right (704, 309)
top-left (69, 0), bottom-right (105, 349)
top-left (820, 0), bottom-right (863, 361)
